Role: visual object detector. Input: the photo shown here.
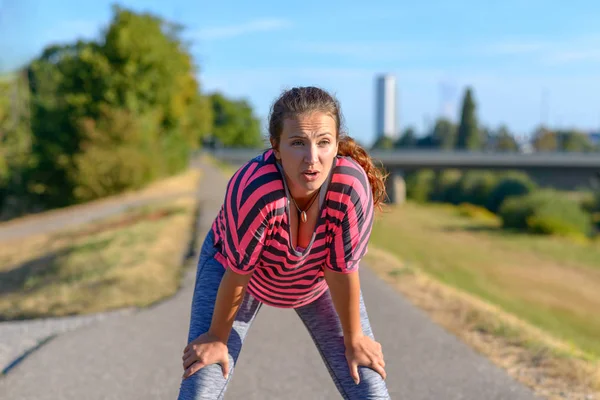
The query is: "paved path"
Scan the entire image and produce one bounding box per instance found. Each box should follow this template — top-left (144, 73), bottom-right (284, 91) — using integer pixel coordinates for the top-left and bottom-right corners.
top-left (0, 160), bottom-right (539, 399)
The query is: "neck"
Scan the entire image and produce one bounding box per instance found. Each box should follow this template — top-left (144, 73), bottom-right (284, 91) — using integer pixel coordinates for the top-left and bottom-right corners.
top-left (293, 189), bottom-right (319, 210)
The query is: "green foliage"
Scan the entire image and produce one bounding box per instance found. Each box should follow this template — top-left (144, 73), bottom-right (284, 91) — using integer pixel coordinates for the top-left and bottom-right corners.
top-left (395, 127), bottom-right (418, 148)
top-left (431, 118), bottom-right (456, 150)
top-left (455, 203), bottom-right (499, 222)
top-left (430, 169), bottom-right (463, 203)
top-left (22, 5), bottom-right (215, 210)
top-left (447, 170), bottom-right (498, 206)
top-left (486, 171), bottom-right (537, 213)
top-left (532, 127), bottom-right (558, 152)
top-left (0, 72), bottom-right (34, 218)
top-left (491, 125), bottom-right (519, 152)
top-left (71, 106), bottom-right (164, 201)
top-left (499, 190), bottom-right (592, 236)
top-left (558, 130), bottom-right (595, 152)
top-left (405, 169), bottom-right (435, 202)
top-left (372, 135), bottom-right (394, 150)
top-left (455, 87), bottom-right (481, 150)
top-left (209, 93), bottom-right (263, 148)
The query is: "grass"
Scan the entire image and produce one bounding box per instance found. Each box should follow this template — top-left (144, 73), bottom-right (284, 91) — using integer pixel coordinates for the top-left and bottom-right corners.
top-left (367, 201), bottom-right (600, 398)
top-left (370, 201), bottom-right (600, 358)
top-left (0, 169), bottom-right (201, 320)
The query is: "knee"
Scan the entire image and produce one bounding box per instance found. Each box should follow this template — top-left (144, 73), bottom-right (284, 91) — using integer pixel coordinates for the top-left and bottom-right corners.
top-left (349, 367), bottom-right (390, 400)
top-left (177, 364), bottom-right (229, 400)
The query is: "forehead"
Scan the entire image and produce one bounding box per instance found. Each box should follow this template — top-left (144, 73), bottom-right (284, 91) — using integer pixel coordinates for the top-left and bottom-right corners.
top-left (282, 112), bottom-right (336, 136)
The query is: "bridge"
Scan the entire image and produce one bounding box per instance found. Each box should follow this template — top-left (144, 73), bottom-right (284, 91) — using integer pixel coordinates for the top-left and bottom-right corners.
top-left (206, 148), bottom-right (600, 203)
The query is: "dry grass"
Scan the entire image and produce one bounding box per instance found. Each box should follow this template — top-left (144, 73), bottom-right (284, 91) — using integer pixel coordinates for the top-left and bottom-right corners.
top-left (0, 169), bottom-right (201, 320)
top-left (366, 201), bottom-right (600, 400)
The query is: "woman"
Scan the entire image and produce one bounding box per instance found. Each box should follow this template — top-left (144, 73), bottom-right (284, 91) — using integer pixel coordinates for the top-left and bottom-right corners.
top-left (178, 86), bottom-right (390, 399)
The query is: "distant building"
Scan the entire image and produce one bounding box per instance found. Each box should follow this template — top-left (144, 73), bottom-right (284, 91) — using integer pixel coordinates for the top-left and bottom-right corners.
top-left (375, 74), bottom-right (398, 141)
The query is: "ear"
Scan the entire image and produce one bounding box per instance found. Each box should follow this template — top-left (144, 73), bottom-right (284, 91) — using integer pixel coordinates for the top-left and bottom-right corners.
top-left (270, 139), bottom-right (281, 160)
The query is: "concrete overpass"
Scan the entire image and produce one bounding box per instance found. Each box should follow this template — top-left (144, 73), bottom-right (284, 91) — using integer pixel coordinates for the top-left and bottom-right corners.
top-left (206, 148), bottom-right (600, 203)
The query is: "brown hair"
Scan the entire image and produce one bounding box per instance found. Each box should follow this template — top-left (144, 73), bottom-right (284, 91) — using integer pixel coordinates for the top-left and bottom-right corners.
top-left (268, 86), bottom-right (388, 209)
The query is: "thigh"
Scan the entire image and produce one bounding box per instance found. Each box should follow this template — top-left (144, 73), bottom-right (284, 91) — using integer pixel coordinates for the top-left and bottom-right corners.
top-left (177, 231), bottom-right (263, 400)
top-left (295, 289), bottom-right (390, 400)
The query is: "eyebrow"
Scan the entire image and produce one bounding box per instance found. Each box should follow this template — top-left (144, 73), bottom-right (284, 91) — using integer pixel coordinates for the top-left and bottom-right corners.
top-left (289, 132), bottom-right (333, 139)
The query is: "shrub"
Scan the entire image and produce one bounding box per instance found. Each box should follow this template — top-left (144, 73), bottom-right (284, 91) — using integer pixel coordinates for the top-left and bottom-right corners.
top-left (487, 171), bottom-right (537, 213)
top-left (456, 203), bottom-right (499, 222)
top-left (449, 170), bottom-right (499, 206)
top-left (499, 189), bottom-right (592, 236)
top-left (405, 169), bottom-right (435, 203)
top-left (430, 169), bottom-right (462, 203)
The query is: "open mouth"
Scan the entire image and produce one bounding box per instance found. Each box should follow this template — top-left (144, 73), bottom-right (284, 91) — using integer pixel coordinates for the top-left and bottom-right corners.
top-left (302, 170), bottom-right (320, 180)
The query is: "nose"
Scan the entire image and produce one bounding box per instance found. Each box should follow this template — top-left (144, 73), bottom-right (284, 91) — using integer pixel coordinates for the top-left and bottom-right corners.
top-left (304, 143), bottom-right (319, 164)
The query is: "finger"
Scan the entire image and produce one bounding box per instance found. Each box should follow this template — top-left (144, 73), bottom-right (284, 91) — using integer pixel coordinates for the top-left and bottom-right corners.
top-left (348, 361), bottom-right (360, 385)
top-left (182, 361), bottom-right (205, 379)
top-left (182, 349), bottom-right (194, 361)
top-left (372, 363), bottom-right (386, 380)
top-left (182, 354), bottom-right (198, 370)
top-left (221, 357), bottom-right (230, 379)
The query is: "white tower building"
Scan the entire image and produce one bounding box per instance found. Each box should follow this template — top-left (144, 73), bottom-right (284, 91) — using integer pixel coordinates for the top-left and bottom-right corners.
top-left (375, 74), bottom-right (398, 140)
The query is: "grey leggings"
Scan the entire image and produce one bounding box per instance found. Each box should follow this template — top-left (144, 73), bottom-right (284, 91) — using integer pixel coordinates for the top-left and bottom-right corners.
top-left (177, 231), bottom-right (390, 399)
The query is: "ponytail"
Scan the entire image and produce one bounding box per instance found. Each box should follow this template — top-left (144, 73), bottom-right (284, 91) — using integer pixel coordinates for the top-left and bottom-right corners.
top-left (337, 136), bottom-right (388, 210)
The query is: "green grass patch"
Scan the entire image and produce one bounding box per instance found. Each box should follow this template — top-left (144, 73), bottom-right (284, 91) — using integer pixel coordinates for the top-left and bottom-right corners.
top-left (371, 201), bottom-right (600, 360)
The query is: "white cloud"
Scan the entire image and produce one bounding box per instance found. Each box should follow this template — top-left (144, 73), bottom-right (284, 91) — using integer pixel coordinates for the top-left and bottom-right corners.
top-left (195, 18), bottom-right (292, 41)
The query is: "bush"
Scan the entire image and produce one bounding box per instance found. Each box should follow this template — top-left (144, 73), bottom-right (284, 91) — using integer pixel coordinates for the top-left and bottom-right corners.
top-left (498, 190), bottom-right (592, 236)
top-left (405, 169), bottom-right (435, 203)
top-left (448, 170), bottom-right (499, 206)
top-left (430, 169), bottom-right (462, 203)
top-left (487, 171), bottom-right (537, 213)
top-left (456, 203), bottom-right (499, 222)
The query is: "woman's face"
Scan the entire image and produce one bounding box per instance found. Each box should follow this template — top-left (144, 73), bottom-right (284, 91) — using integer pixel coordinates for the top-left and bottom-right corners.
top-left (272, 112), bottom-right (338, 201)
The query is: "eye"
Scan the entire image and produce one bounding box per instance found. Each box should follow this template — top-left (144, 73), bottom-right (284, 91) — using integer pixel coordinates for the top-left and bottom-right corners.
top-left (291, 140), bottom-right (304, 146)
top-left (319, 140), bottom-right (331, 146)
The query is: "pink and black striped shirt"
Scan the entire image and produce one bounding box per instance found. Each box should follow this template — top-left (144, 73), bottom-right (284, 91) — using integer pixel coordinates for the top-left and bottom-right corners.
top-left (210, 149), bottom-right (374, 308)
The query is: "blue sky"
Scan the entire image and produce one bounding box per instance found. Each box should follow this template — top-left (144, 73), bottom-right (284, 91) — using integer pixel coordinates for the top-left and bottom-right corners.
top-left (2, 0), bottom-right (600, 146)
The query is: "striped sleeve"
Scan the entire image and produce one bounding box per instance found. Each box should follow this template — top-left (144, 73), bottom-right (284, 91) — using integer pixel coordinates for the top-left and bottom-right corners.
top-left (219, 160), bottom-right (270, 275)
top-left (325, 160), bottom-right (374, 274)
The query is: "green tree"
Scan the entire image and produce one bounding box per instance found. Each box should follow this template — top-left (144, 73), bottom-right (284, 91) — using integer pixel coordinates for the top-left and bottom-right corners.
top-left (455, 87), bottom-right (480, 150)
top-left (558, 130), bottom-right (594, 152)
top-left (493, 125), bottom-right (519, 152)
top-left (371, 136), bottom-right (394, 150)
top-left (531, 126), bottom-right (558, 152)
top-left (431, 118), bottom-right (456, 149)
top-left (209, 93), bottom-right (263, 148)
top-left (0, 71), bottom-right (33, 218)
top-left (394, 127), bottom-right (418, 148)
top-left (25, 5), bottom-right (213, 208)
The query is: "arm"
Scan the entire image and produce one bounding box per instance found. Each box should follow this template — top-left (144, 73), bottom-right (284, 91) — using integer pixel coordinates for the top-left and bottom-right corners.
top-left (208, 268), bottom-right (253, 343)
top-left (323, 268), bottom-right (363, 345)
top-left (182, 268), bottom-right (252, 379)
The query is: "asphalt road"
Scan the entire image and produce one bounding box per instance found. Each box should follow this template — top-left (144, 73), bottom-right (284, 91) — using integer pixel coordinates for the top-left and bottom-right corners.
top-left (0, 160), bottom-right (539, 399)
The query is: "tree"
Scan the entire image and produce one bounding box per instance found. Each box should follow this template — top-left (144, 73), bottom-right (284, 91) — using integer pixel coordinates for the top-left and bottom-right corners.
top-left (455, 87), bottom-right (480, 150)
top-left (431, 118), bottom-right (456, 150)
top-left (394, 127), bottom-right (418, 148)
top-left (492, 125), bottom-right (519, 152)
top-left (0, 71), bottom-right (33, 218)
top-left (371, 136), bottom-right (394, 150)
top-left (209, 93), bottom-right (263, 148)
top-left (558, 130), bottom-right (594, 152)
top-left (25, 5), bottom-right (214, 209)
top-left (531, 126), bottom-right (558, 152)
